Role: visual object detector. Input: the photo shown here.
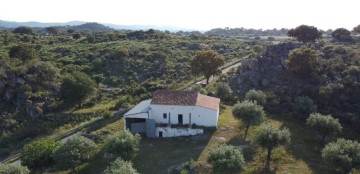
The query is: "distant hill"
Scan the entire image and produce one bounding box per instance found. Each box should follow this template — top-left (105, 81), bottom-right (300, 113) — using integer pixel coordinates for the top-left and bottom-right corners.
top-left (0, 20), bottom-right (196, 32)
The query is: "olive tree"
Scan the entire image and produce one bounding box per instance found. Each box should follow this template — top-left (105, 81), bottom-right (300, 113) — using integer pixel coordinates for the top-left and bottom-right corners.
top-left (232, 100), bottom-right (265, 140)
top-left (21, 138), bottom-right (59, 169)
top-left (245, 89), bottom-right (267, 106)
top-left (306, 113), bottom-right (342, 144)
top-left (103, 158), bottom-right (139, 174)
top-left (293, 96), bottom-right (317, 118)
top-left (105, 130), bottom-right (141, 160)
top-left (254, 123), bottom-right (291, 169)
top-left (191, 50), bottom-right (224, 84)
top-left (322, 138), bottom-right (360, 174)
top-left (206, 144), bottom-right (245, 172)
top-left (287, 25), bottom-right (322, 43)
top-left (0, 163), bottom-right (30, 174)
top-left (54, 135), bottom-right (97, 169)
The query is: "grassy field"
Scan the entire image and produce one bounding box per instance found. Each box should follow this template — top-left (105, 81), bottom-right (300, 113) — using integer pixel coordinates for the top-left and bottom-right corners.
top-left (50, 105), bottom-right (360, 174)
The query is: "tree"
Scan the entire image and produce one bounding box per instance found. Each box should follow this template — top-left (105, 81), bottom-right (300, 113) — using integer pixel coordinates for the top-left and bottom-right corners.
top-left (353, 24), bottom-right (360, 34)
top-left (105, 130), bottom-right (141, 160)
top-left (306, 113), bottom-right (342, 144)
top-left (254, 123), bottom-right (291, 169)
top-left (8, 44), bottom-right (35, 62)
top-left (287, 25), bottom-right (322, 43)
top-left (206, 144), bottom-right (245, 172)
top-left (46, 27), bottom-right (59, 35)
top-left (13, 26), bottom-right (33, 34)
top-left (60, 72), bottom-right (97, 107)
top-left (53, 135), bottom-right (97, 169)
top-left (245, 89), bottom-right (267, 106)
top-left (215, 82), bottom-right (232, 101)
top-left (285, 46), bottom-right (319, 78)
top-left (232, 100), bottom-right (265, 140)
top-left (67, 29), bottom-right (75, 34)
top-left (103, 158), bottom-right (139, 174)
top-left (0, 163), bottom-right (30, 174)
top-left (21, 137), bottom-right (59, 169)
top-left (191, 50), bottom-right (224, 84)
top-left (331, 28), bottom-right (352, 42)
top-left (292, 96), bottom-right (317, 118)
top-left (34, 61), bottom-right (59, 81)
top-left (322, 138), bottom-right (360, 174)
top-left (72, 33), bottom-right (81, 40)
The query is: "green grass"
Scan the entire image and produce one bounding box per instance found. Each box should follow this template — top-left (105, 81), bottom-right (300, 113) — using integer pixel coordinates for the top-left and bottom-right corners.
top-left (49, 106), bottom-right (360, 174)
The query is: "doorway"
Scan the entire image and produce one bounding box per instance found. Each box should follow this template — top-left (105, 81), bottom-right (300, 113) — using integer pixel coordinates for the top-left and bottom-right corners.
top-left (178, 114), bottom-right (183, 124)
top-left (159, 131), bottom-right (163, 138)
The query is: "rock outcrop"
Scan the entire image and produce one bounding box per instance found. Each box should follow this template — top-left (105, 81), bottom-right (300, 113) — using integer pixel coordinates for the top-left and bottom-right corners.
top-left (229, 42), bottom-right (302, 98)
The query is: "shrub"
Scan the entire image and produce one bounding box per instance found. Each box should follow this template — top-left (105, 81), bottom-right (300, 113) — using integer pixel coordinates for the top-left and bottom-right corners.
top-left (54, 135), bottom-right (97, 169)
top-left (0, 163), bottom-right (30, 174)
top-left (105, 130), bottom-right (141, 160)
top-left (245, 89), bottom-right (267, 105)
top-left (293, 96), bottom-right (316, 118)
top-left (322, 138), bottom-right (360, 173)
top-left (103, 157), bottom-right (139, 174)
top-left (207, 144), bottom-right (245, 171)
top-left (8, 44), bottom-right (35, 62)
top-left (285, 46), bottom-right (319, 78)
top-left (21, 137), bottom-right (59, 169)
top-left (215, 82), bottom-right (232, 102)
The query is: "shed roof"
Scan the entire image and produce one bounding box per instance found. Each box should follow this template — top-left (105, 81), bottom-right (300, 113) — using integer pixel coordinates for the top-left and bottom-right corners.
top-left (124, 99), bottom-right (151, 116)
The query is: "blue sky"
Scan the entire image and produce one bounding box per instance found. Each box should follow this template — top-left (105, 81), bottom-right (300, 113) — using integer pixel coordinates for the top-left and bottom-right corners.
top-left (1, 0), bottom-right (358, 30)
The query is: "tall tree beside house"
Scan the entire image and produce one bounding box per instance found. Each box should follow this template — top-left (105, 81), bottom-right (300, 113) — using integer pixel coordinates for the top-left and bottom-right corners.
top-left (232, 100), bottom-right (265, 140)
top-left (191, 50), bottom-right (224, 84)
top-left (254, 123), bottom-right (291, 169)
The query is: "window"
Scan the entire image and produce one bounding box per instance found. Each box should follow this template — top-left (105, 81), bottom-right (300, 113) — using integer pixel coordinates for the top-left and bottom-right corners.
top-left (163, 113), bottom-right (167, 119)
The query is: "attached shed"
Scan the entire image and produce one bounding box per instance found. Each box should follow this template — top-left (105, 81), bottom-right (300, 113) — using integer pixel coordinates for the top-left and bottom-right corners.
top-left (124, 99), bottom-right (152, 133)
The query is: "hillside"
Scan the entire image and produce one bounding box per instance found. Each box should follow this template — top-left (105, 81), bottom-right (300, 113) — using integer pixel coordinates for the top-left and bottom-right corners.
top-left (0, 27), bottom-right (256, 160)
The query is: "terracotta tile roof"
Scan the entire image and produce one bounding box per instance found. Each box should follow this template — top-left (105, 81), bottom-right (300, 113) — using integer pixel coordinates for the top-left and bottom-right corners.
top-left (196, 93), bottom-right (220, 110)
top-left (151, 90), bottom-right (220, 110)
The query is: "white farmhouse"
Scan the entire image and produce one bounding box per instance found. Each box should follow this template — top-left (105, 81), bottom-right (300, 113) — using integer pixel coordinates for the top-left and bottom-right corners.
top-left (123, 90), bottom-right (220, 138)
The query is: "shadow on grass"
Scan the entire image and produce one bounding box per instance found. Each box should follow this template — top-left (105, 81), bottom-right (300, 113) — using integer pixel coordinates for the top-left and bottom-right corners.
top-left (268, 114), bottom-right (335, 174)
top-left (132, 131), bottom-right (213, 174)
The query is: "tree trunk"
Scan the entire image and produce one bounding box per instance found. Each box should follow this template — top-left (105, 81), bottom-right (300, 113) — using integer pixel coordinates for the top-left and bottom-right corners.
top-left (206, 77), bottom-right (210, 84)
top-left (244, 123), bottom-right (250, 140)
top-left (266, 146), bottom-right (272, 169)
top-left (321, 134), bottom-right (327, 145)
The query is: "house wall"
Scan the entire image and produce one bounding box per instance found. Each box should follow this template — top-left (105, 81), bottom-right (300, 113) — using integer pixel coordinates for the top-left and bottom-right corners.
top-left (149, 104), bottom-right (218, 127)
top-left (156, 127), bottom-right (203, 137)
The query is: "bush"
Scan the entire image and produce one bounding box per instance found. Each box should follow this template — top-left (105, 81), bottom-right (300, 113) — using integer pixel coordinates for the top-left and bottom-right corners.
top-left (293, 96), bottom-right (317, 118)
top-left (207, 144), bottom-right (245, 171)
top-left (21, 137), bottom-right (59, 169)
top-left (322, 138), bottom-right (360, 173)
top-left (54, 135), bottom-right (97, 169)
top-left (0, 163), bottom-right (30, 174)
top-left (103, 157), bottom-right (139, 174)
top-left (215, 82), bottom-right (232, 102)
top-left (8, 44), bottom-right (35, 62)
top-left (285, 46), bottom-right (319, 78)
top-left (105, 130), bottom-right (141, 160)
top-left (245, 89), bottom-right (267, 105)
